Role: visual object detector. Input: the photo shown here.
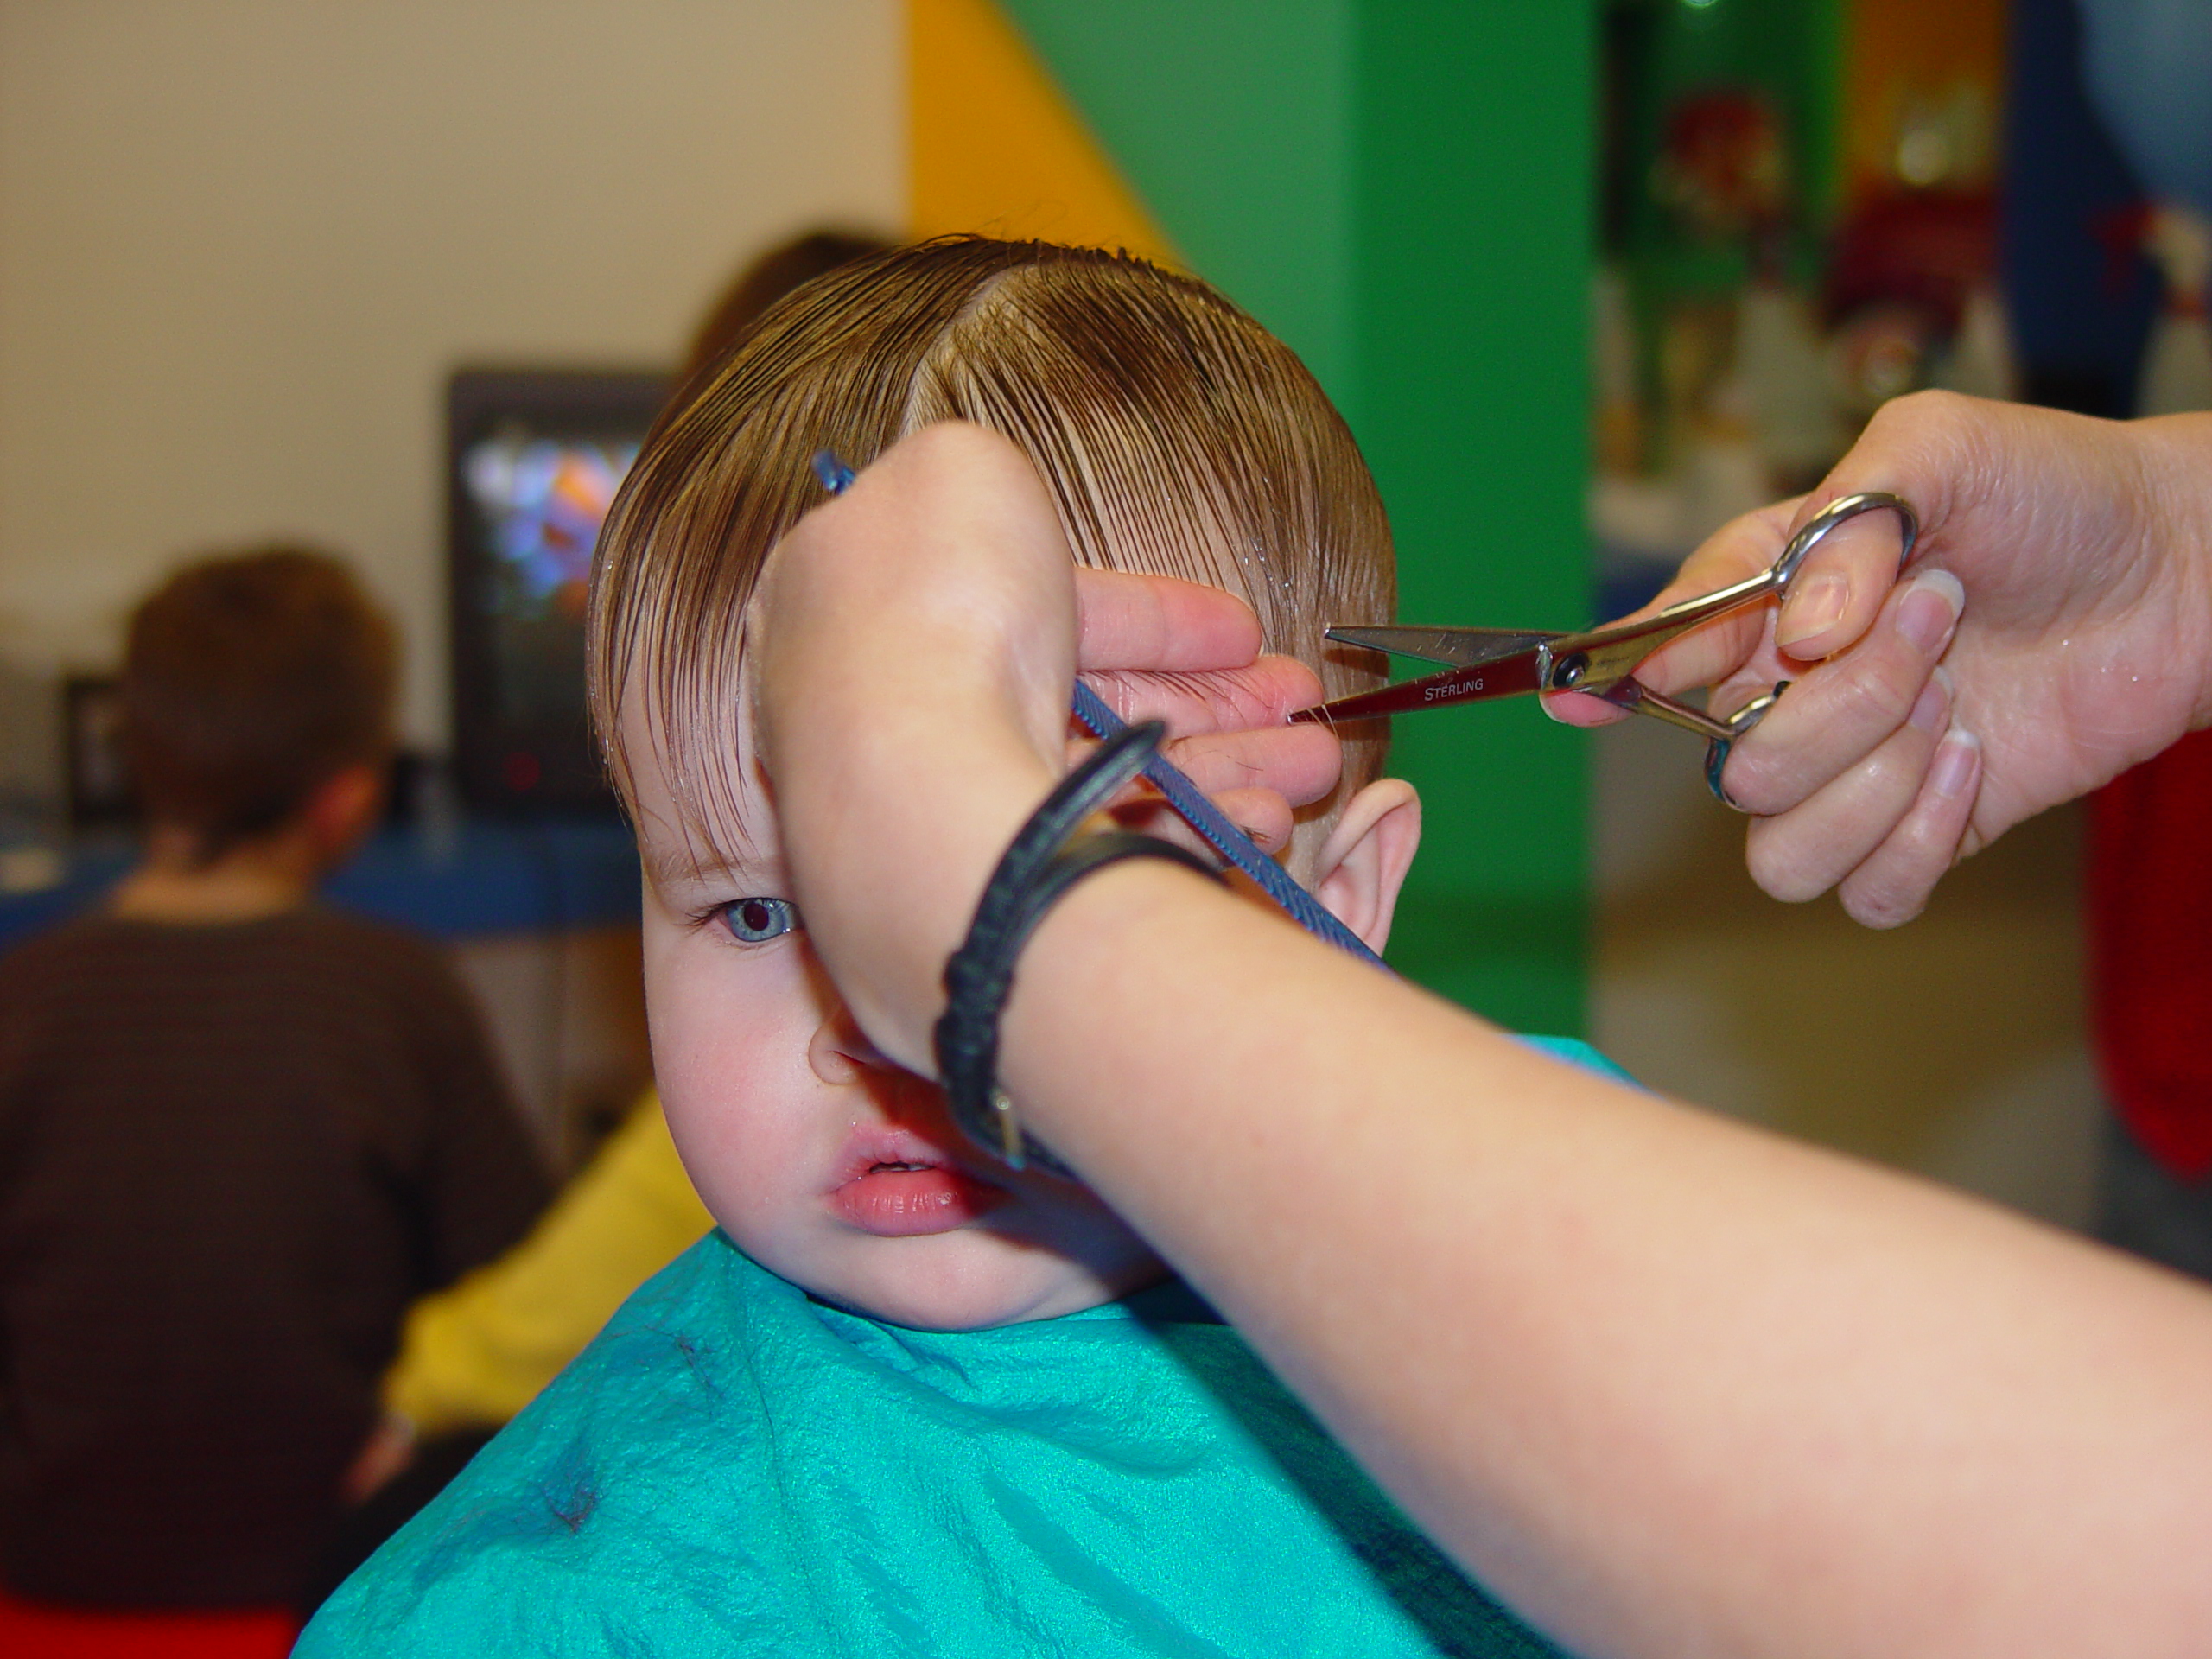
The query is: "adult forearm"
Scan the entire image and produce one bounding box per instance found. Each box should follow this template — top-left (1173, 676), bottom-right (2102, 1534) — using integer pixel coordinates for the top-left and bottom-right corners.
top-left (1001, 867), bottom-right (2212, 1659)
top-left (756, 423), bottom-right (2212, 1656)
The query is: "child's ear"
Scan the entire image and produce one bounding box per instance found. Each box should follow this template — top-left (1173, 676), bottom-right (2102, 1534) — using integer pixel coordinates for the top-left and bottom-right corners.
top-left (1311, 779), bottom-right (1421, 955)
top-left (302, 762), bottom-right (386, 862)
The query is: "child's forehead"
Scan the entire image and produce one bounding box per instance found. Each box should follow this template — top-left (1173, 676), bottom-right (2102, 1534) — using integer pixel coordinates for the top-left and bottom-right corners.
top-left (619, 679), bottom-right (779, 886)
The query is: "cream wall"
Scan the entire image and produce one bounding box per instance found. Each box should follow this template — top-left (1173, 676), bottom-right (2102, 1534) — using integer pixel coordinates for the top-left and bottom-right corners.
top-left (0, 0), bottom-right (902, 746)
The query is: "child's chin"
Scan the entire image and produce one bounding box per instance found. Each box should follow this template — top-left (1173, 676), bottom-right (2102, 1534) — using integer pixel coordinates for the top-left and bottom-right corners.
top-left (816, 1243), bottom-right (1121, 1332)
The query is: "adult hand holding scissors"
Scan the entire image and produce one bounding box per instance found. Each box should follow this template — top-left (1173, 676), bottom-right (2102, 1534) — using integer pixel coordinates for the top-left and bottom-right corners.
top-left (1554, 391), bottom-right (2212, 925)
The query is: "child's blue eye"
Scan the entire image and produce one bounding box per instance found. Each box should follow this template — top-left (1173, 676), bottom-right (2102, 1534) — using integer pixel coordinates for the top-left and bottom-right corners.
top-left (717, 898), bottom-right (800, 944)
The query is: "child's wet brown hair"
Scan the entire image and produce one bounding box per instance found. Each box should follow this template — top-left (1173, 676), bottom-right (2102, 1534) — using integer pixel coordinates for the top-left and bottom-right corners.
top-left (589, 238), bottom-right (1393, 863)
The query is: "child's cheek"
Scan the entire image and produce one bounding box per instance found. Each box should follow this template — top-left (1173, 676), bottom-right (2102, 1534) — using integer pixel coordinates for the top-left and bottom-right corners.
top-left (645, 930), bottom-right (824, 1240)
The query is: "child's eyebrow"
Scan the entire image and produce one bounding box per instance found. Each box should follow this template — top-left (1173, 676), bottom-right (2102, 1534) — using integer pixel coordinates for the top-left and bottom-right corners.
top-left (641, 835), bottom-right (780, 894)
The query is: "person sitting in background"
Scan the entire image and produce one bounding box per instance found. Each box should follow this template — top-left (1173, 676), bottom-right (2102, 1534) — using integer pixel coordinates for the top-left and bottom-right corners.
top-left (677, 228), bottom-right (889, 396)
top-left (0, 547), bottom-right (549, 1652)
top-left (377, 1089), bottom-right (705, 1436)
top-left (305, 1096), bottom-right (709, 1612)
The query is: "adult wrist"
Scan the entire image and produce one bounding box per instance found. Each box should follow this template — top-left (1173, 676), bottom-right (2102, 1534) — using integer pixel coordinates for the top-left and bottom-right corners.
top-left (2131, 412), bottom-right (2212, 730)
top-left (933, 723), bottom-right (1221, 1171)
top-left (785, 711), bottom-right (1062, 1074)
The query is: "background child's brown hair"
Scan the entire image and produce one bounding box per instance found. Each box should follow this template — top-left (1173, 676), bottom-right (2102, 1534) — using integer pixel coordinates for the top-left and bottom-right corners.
top-left (123, 546), bottom-right (395, 863)
top-left (590, 238), bottom-right (1393, 861)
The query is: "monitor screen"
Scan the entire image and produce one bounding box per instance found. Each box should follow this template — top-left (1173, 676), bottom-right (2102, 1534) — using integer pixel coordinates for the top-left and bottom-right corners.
top-left (448, 370), bottom-right (668, 812)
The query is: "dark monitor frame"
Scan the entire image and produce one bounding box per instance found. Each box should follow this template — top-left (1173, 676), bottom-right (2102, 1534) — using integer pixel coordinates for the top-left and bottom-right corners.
top-left (61, 673), bottom-right (136, 834)
top-left (447, 368), bottom-right (668, 815)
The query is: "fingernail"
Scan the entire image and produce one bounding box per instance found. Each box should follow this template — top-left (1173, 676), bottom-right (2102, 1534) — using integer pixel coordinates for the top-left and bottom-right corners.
top-left (1929, 727), bottom-right (1980, 798)
top-left (1775, 572), bottom-right (1848, 652)
top-left (1895, 569), bottom-right (1964, 658)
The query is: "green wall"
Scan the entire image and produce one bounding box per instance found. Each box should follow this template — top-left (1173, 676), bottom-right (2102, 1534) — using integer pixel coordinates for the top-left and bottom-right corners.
top-left (995, 1), bottom-right (1357, 399)
top-left (1002, 1), bottom-right (1595, 1034)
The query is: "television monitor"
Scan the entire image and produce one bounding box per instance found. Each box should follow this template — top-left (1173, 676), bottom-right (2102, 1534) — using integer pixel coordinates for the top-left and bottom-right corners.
top-left (448, 369), bottom-right (668, 813)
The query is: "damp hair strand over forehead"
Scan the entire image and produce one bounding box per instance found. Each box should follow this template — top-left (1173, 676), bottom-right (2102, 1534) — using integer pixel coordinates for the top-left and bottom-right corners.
top-left (588, 238), bottom-right (1394, 865)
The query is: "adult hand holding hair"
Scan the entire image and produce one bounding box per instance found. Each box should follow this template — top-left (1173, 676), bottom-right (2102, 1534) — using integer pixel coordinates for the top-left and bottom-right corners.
top-left (1552, 391), bottom-right (2212, 925)
top-left (746, 421), bottom-right (1305, 1061)
top-left (753, 421), bottom-right (2212, 1659)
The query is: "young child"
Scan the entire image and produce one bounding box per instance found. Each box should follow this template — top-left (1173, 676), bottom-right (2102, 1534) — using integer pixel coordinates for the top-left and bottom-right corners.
top-left (366, 228), bottom-right (895, 1449)
top-left (301, 241), bottom-right (1596, 1656)
top-left (0, 550), bottom-right (548, 1643)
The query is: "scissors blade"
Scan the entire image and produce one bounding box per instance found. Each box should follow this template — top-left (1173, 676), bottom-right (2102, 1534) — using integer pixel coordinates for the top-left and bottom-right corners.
top-left (1325, 625), bottom-right (1560, 670)
top-left (1291, 641), bottom-right (1547, 724)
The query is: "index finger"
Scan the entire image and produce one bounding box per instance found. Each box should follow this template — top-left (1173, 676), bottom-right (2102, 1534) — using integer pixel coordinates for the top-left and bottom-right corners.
top-left (1767, 497), bottom-right (1916, 659)
top-left (1081, 654), bottom-right (1324, 736)
top-left (1075, 568), bottom-right (1263, 675)
top-left (1549, 500), bottom-right (1801, 727)
top-left (1757, 393), bottom-right (1985, 659)
top-left (1600, 491), bottom-right (1913, 702)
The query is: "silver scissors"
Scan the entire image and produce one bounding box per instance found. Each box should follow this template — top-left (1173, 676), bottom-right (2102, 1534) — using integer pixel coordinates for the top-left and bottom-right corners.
top-left (1292, 492), bottom-right (1918, 807)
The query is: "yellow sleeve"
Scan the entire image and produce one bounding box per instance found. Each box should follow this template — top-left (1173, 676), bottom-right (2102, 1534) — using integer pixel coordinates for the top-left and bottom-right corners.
top-left (382, 1091), bottom-right (713, 1433)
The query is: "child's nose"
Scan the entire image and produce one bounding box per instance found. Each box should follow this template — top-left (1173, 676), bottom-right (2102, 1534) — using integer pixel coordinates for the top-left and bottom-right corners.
top-left (807, 1004), bottom-right (893, 1084)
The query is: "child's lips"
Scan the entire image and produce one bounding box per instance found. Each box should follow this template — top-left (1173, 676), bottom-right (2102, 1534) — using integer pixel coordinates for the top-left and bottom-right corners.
top-left (829, 1129), bottom-right (1007, 1237)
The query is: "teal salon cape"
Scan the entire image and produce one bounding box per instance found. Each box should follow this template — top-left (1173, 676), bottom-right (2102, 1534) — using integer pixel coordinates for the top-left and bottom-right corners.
top-left (302, 1039), bottom-right (1619, 1657)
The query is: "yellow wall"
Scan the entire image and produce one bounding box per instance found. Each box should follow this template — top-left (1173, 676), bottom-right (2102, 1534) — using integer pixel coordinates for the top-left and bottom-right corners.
top-left (908, 0), bottom-right (1173, 261)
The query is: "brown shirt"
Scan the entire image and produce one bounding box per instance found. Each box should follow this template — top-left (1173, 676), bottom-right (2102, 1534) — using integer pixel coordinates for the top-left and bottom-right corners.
top-left (0, 906), bottom-right (550, 1607)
